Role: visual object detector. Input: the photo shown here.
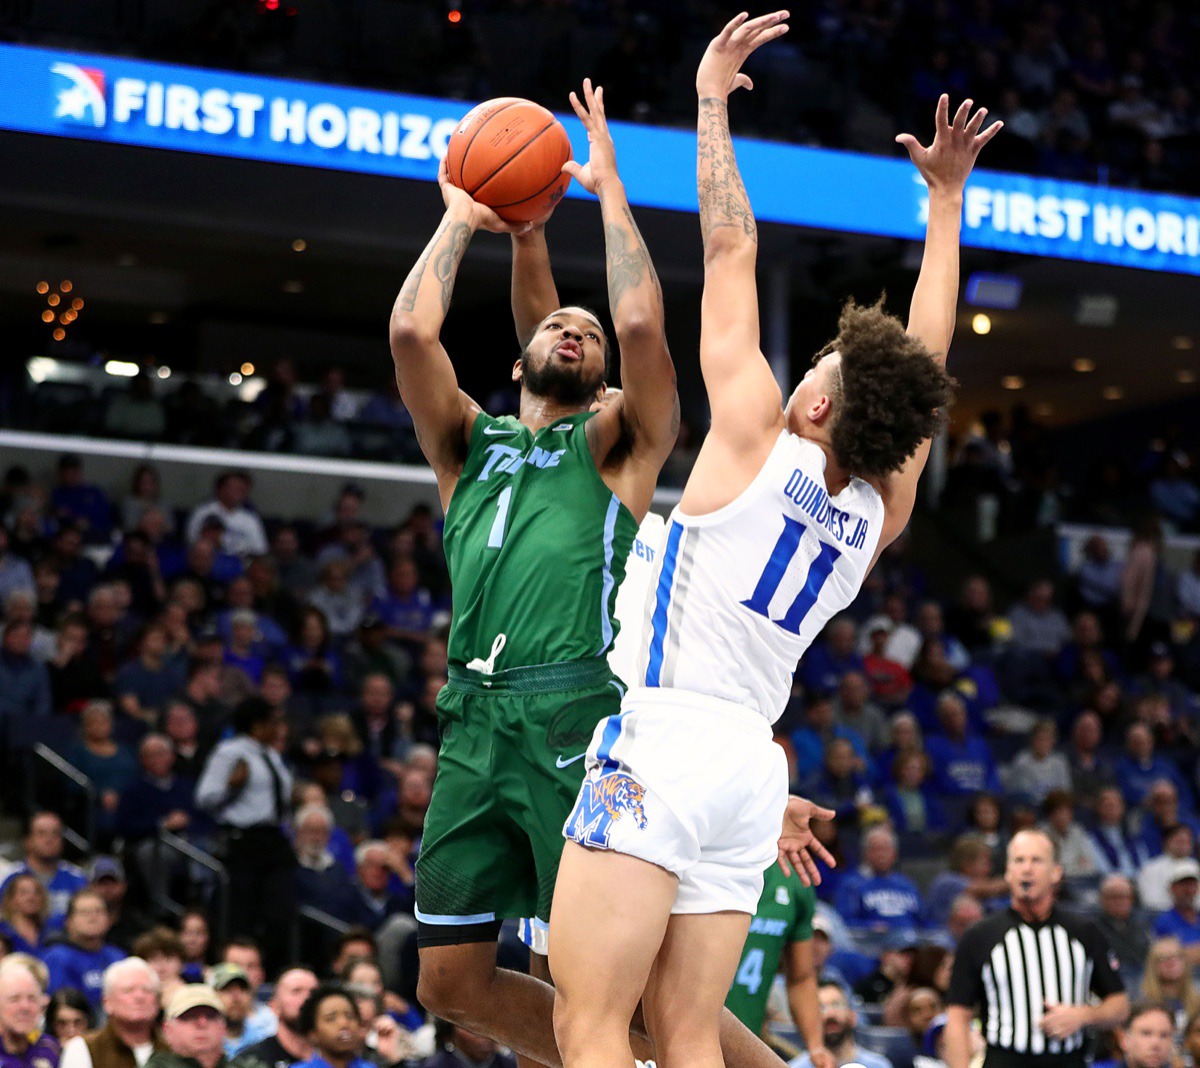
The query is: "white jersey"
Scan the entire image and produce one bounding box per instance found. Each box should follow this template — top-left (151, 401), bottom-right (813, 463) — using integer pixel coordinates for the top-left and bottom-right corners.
top-left (608, 511), bottom-right (667, 684)
top-left (635, 430), bottom-right (884, 723)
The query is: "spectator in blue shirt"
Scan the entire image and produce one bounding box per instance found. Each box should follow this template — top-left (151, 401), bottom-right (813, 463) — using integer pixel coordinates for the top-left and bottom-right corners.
top-left (1090, 786), bottom-right (1148, 878)
top-left (50, 454), bottom-right (113, 545)
top-left (1152, 859), bottom-right (1200, 950)
top-left (0, 621), bottom-right (51, 725)
top-left (1137, 779), bottom-right (1200, 858)
top-left (881, 751), bottom-right (947, 836)
top-left (222, 610), bottom-right (267, 686)
top-left (925, 694), bottom-right (1002, 797)
top-left (791, 695), bottom-right (870, 785)
top-left (807, 738), bottom-right (874, 826)
top-left (1115, 722), bottom-right (1194, 810)
top-left (788, 983), bottom-right (896, 1068)
top-left (114, 734), bottom-right (196, 842)
top-left (42, 888), bottom-right (126, 1008)
top-left (370, 559), bottom-right (434, 650)
top-left (115, 622), bottom-right (187, 726)
top-left (835, 826), bottom-right (923, 934)
top-left (216, 578), bottom-right (288, 656)
top-left (0, 527), bottom-right (34, 609)
top-left (67, 701), bottom-right (139, 827)
top-left (799, 617), bottom-right (866, 696)
top-left (294, 985), bottom-right (376, 1068)
top-left (0, 812), bottom-right (87, 922)
top-left (0, 874), bottom-right (49, 956)
top-left (923, 835), bottom-right (1007, 929)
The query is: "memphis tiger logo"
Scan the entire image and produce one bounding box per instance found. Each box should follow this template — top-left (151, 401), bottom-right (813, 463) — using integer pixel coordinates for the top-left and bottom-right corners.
top-left (565, 769), bottom-right (647, 849)
top-left (51, 62), bottom-right (107, 127)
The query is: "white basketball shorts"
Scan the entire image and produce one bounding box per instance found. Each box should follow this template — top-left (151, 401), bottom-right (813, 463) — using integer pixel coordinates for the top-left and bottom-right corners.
top-left (562, 685), bottom-right (789, 914)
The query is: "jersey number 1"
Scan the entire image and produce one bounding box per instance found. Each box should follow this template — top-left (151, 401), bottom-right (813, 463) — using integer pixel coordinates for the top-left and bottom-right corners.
top-left (741, 516), bottom-right (841, 634)
top-left (487, 486), bottom-right (513, 549)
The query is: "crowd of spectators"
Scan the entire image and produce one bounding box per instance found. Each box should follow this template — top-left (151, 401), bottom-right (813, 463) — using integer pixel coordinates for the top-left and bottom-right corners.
top-left (8, 0), bottom-right (1200, 194)
top-left (0, 419), bottom-right (1196, 1068)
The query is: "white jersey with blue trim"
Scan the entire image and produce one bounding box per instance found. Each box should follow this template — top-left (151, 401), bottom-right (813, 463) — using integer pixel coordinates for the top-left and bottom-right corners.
top-left (608, 511), bottom-right (667, 685)
top-left (637, 429), bottom-right (885, 723)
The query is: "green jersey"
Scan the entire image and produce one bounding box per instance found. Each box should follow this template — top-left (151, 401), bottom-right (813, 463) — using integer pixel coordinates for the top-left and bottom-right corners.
top-left (725, 864), bottom-right (816, 1035)
top-left (443, 411), bottom-right (637, 670)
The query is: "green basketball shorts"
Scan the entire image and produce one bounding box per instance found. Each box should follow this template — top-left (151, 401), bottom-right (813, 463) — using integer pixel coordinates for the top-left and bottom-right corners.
top-left (414, 657), bottom-right (623, 947)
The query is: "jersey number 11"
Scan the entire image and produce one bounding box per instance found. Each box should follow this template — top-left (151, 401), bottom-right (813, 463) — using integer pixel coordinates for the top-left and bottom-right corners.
top-left (741, 516), bottom-right (841, 635)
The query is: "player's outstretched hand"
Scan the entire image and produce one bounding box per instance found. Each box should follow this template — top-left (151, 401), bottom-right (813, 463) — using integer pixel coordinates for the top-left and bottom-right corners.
top-left (896, 94), bottom-right (1002, 193)
top-left (696, 10), bottom-right (789, 100)
top-left (562, 78), bottom-right (619, 196)
top-left (777, 796), bottom-right (837, 885)
top-left (438, 157), bottom-right (532, 235)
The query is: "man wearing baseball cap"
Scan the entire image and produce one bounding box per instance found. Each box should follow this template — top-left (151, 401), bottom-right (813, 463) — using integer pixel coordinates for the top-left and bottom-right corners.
top-left (146, 986), bottom-right (267, 1068)
top-left (208, 967), bottom-right (272, 1058)
top-left (1151, 858), bottom-right (1200, 962)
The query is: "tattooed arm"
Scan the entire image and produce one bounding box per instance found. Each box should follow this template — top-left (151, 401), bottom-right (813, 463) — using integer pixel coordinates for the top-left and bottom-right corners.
top-left (694, 12), bottom-right (791, 448)
top-left (389, 159), bottom-right (526, 505)
top-left (565, 79), bottom-right (677, 476)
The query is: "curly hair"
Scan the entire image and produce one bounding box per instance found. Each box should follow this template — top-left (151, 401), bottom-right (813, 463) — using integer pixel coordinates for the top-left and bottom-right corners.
top-left (817, 298), bottom-right (954, 479)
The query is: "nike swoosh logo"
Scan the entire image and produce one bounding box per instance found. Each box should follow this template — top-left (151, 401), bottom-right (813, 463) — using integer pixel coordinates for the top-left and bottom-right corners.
top-left (483, 425), bottom-right (517, 436)
top-left (555, 753), bottom-right (587, 768)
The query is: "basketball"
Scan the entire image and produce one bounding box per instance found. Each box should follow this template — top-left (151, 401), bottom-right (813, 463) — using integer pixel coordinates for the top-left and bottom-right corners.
top-left (445, 97), bottom-right (573, 224)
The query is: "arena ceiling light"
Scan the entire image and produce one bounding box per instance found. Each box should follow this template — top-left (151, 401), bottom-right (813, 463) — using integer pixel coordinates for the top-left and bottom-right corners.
top-left (972, 313), bottom-right (992, 335)
top-left (1072, 358), bottom-right (1095, 373)
top-left (104, 359), bottom-right (139, 377)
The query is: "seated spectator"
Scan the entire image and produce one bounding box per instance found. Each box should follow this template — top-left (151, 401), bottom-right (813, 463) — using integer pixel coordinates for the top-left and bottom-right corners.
top-left (217, 578), bottom-right (288, 656)
top-left (0, 874), bottom-right (49, 955)
top-left (209, 965), bottom-right (272, 1057)
top-left (1067, 711), bottom-right (1115, 805)
top-left (1140, 937), bottom-right (1200, 1029)
top-left (1, 811), bottom-right (87, 921)
top-left (1107, 1002), bottom-right (1175, 1068)
top-left (147, 984), bottom-right (241, 1068)
top-left (877, 713), bottom-right (924, 786)
top-left (1150, 457), bottom-right (1200, 532)
top-left (115, 734), bottom-right (195, 842)
top-left (271, 526), bottom-right (318, 599)
top-left (286, 608), bottom-right (344, 694)
top-left (115, 622), bottom-right (186, 726)
top-left (307, 563), bottom-right (364, 643)
top-left (88, 856), bottom-right (152, 953)
top-left (131, 928), bottom-right (186, 1008)
top-left (1073, 535), bottom-right (1123, 620)
top-left (882, 752), bottom-right (947, 836)
top-left (1040, 791), bottom-right (1101, 880)
top-left (789, 982), bottom-right (895, 1068)
top-left (295, 804), bottom-right (358, 922)
top-left (885, 984), bottom-right (944, 1044)
top-left (1057, 611), bottom-right (1121, 691)
top-left (346, 842), bottom-right (412, 931)
top-left (0, 526), bottom-right (34, 607)
top-left (946, 895), bottom-right (984, 945)
top-left (964, 794), bottom-right (1008, 870)
top-left (1093, 876), bottom-right (1149, 973)
top-left (913, 601), bottom-right (969, 673)
top-left (46, 989), bottom-right (94, 1048)
top-left (222, 611), bottom-right (267, 687)
top-left (926, 695), bottom-right (1002, 798)
top-left (836, 827), bottom-right (922, 935)
top-left (0, 954), bottom-right (60, 1068)
top-left (45, 613), bottom-right (106, 716)
top-left (164, 703), bottom-right (207, 783)
top-left (1090, 787), bottom-right (1147, 878)
top-left (317, 523), bottom-right (386, 609)
top-left (293, 985), bottom-right (381, 1068)
top-left (1009, 579), bottom-right (1071, 659)
top-left (1115, 723), bottom-right (1194, 810)
top-left (58, 957), bottom-right (165, 1068)
top-left (1007, 719), bottom-right (1073, 805)
top-left (833, 671), bottom-right (887, 754)
top-left (219, 941), bottom-right (277, 1046)
top-left (177, 910), bottom-right (211, 984)
top-left (0, 619), bottom-right (52, 722)
top-left (353, 673), bottom-right (410, 774)
top-left (808, 738), bottom-right (874, 826)
top-left (924, 835), bottom-right (1007, 928)
top-left (944, 575), bottom-right (1001, 657)
top-left (67, 701), bottom-right (138, 827)
top-left (242, 967), bottom-right (319, 1068)
top-left (792, 695), bottom-right (870, 786)
top-left (120, 465), bottom-right (170, 534)
top-left (1183, 1011), bottom-right (1200, 1068)
top-left (1138, 824), bottom-right (1197, 912)
top-left (861, 617), bottom-right (912, 708)
top-left (104, 532), bottom-right (167, 621)
top-left (186, 472), bottom-right (268, 558)
top-left (1138, 780), bottom-right (1200, 859)
top-left (800, 617), bottom-right (865, 696)
top-left (906, 639), bottom-right (982, 734)
top-left (1153, 860), bottom-right (1200, 956)
top-left (854, 928), bottom-right (918, 1005)
top-left (51, 455), bottom-right (113, 545)
top-left (370, 559), bottom-right (433, 652)
top-left (42, 889), bottom-right (126, 1008)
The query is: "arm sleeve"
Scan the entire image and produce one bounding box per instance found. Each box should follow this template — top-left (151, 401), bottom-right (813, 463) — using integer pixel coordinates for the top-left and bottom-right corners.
top-left (194, 743), bottom-right (237, 813)
top-left (1085, 921), bottom-right (1126, 996)
top-left (946, 926), bottom-right (986, 1008)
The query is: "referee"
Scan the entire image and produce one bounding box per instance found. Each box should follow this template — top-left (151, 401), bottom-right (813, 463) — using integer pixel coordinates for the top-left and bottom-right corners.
top-left (945, 829), bottom-right (1129, 1068)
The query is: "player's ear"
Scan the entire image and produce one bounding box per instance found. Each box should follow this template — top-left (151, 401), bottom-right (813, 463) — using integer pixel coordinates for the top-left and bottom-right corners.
top-left (808, 393), bottom-right (833, 424)
top-left (512, 358), bottom-right (523, 384)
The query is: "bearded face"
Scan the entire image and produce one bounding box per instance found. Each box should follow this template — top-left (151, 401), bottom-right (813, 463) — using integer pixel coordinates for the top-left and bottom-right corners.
top-left (516, 308), bottom-right (607, 407)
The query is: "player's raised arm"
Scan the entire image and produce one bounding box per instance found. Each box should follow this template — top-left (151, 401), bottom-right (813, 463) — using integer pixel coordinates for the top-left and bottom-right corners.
top-left (565, 79), bottom-right (678, 465)
top-left (695, 12), bottom-right (791, 446)
top-left (389, 161), bottom-right (528, 499)
top-left (875, 95), bottom-right (1002, 546)
top-left (511, 220), bottom-right (561, 347)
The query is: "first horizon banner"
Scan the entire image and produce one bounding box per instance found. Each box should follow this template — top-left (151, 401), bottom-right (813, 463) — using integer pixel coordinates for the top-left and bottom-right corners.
top-left (4, 42), bottom-right (1200, 275)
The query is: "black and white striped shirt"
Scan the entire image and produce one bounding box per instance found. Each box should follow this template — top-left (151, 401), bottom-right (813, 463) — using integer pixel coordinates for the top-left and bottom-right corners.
top-left (947, 907), bottom-right (1124, 1068)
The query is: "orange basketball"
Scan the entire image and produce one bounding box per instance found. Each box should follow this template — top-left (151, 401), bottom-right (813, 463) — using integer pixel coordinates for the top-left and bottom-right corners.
top-left (445, 97), bottom-right (573, 224)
